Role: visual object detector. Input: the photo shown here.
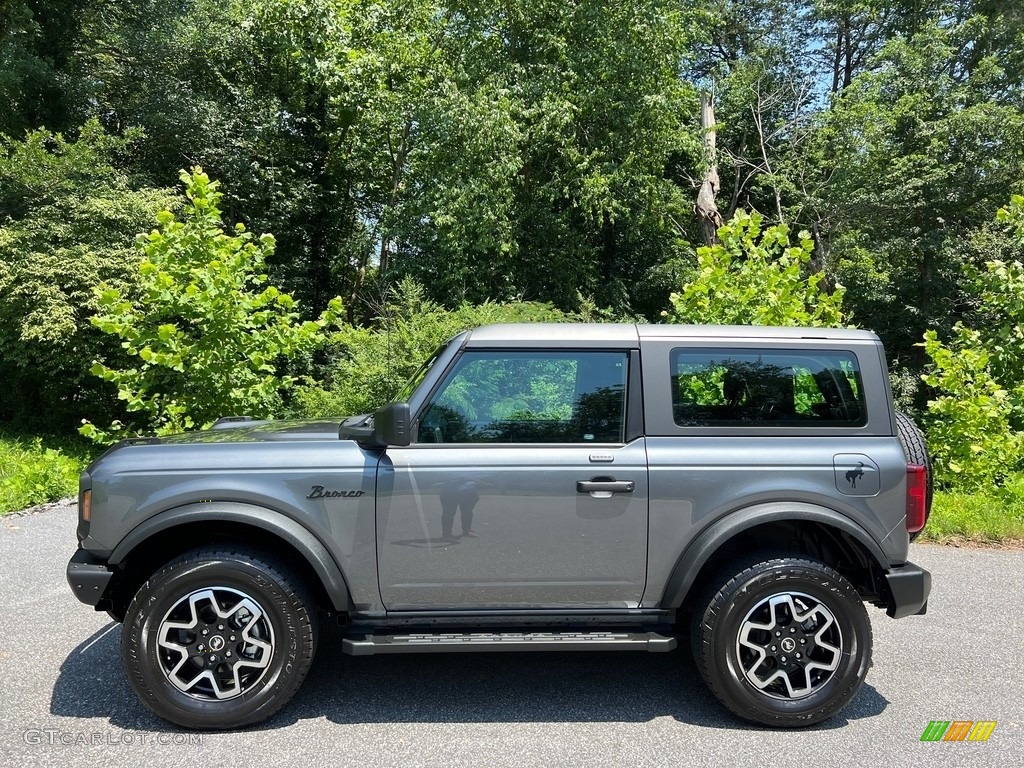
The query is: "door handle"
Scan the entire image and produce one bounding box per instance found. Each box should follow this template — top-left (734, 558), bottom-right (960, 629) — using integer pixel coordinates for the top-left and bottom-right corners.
top-left (576, 479), bottom-right (635, 495)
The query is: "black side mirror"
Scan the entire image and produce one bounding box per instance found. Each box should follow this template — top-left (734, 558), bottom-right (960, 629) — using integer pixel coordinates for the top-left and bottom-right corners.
top-left (374, 402), bottom-right (412, 447)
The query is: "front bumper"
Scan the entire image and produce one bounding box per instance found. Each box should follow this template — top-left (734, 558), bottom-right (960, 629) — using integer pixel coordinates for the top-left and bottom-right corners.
top-left (885, 561), bottom-right (931, 619)
top-left (67, 549), bottom-right (115, 608)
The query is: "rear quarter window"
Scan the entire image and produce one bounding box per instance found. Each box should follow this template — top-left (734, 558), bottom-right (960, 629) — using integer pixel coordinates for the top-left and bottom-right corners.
top-left (670, 348), bottom-right (867, 428)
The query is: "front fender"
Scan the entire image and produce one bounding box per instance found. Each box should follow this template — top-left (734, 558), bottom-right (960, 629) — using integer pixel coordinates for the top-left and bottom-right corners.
top-left (657, 501), bottom-right (890, 609)
top-left (108, 501), bottom-right (352, 612)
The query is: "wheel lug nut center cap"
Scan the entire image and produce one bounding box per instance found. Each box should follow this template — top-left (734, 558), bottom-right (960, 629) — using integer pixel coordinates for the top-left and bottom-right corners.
top-left (780, 637), bottom-right (796, 653)
top-left (208, 635), bottom-right (226, 652)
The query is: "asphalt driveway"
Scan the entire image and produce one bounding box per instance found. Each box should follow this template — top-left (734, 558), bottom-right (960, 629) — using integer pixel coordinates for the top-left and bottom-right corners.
top-left (1, 504), bottom-right (1020, 767)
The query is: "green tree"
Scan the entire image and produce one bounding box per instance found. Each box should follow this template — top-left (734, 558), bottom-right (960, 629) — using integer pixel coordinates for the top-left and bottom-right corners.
top-left (922, 195), bottom-right (1024, 487)
top-left (484, 0), bottom-right (707, 316)
top-left (0, 0), bottom-right (92, 137)
top-left (922, 326), bottom-right (1022, 488)
top-left (15, 0), bottom-right (708, 322)
top-left (248, 0), bottom-right (709, 317)
top-left (663, 209), bottom-right (847, 327)
top-left (74, 0), bottom-right (341, 309)
top-left (0, 121), bottom-right (173, 430)
top-left (817, 16), bottom-right (1024, 363)
top-left (81, 169), bottom-right (339, 440)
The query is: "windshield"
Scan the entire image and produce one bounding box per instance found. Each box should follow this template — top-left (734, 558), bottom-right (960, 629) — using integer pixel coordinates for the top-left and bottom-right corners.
top-left (394, 341), bottom-right (450, 402)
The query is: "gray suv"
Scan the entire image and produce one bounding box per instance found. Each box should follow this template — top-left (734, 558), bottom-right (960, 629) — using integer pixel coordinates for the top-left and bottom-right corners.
top-left (67, 324), bottom-right (932, 730)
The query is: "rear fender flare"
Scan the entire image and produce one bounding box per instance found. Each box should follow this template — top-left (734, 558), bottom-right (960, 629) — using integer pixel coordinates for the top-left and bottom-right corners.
top-left (658, 501), bottom-right (889, 609)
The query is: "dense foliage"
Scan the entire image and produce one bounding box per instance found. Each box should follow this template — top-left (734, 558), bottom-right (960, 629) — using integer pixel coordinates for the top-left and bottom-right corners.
top-left (922, 196), bottom-right (1024, 488)
top-left (0, 122), bottom-right (173, 429)
top-left (81, 169), bottom-right (339, 440)
top-left (2, 0), bottom-right (1023, 498)
top-left (0, 434), bottom-right (86, 513)
top-left (663, 211), bottom-right (846, 327)
top-left (293, 277), bottom-right (576, 418)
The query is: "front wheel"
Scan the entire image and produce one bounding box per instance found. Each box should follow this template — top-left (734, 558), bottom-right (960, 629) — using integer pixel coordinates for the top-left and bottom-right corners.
top-left (691, 555), bottom-right (872, 727)
top-left (121, 546), bottom-right (318, 730)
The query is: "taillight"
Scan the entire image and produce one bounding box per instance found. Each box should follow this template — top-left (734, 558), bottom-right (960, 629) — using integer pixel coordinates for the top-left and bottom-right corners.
top-left (77, 472), bottom-right (92, 542)
top-left (81, 489), bottom-right (92, 523)
top-left (906, 464), bottom-right (928, 534)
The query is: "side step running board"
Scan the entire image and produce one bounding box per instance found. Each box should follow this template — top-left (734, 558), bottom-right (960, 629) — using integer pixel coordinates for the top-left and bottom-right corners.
top-left (342, 630), bottom-right (677, 656)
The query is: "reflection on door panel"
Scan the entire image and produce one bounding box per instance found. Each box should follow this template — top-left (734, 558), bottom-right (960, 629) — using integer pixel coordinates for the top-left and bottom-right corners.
top-left (376, 348), bottom-right (647, 611)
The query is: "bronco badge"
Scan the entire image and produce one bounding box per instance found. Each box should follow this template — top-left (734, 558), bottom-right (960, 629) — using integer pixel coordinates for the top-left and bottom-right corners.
top-left (307, 486), bottom-right (365, 499)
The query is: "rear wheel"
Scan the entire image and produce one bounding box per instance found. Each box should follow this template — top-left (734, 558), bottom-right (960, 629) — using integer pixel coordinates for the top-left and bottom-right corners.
top-left (121, 546), bottom-right (318, 730)
top-left (691, 554), bottom-right (872, 727)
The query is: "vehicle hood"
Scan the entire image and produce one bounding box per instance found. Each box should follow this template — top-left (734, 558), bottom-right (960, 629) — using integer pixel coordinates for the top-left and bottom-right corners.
top-left (151, 418), bottom-right (350, 445)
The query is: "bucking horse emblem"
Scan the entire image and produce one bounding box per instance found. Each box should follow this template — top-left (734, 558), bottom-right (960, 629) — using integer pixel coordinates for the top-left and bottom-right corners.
top-left (846, 462), bottom-right (865, 488)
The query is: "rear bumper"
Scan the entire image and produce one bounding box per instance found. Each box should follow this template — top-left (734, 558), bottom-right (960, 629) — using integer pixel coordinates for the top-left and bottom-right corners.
top-left (885, 561), bottom-right (931, 619)
top-left (67, 549), bottom-right (115, 608)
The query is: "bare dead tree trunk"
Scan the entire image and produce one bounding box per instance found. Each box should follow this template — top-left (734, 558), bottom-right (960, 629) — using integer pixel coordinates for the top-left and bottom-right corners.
top-left (695, 91), bottom-right (723, 246)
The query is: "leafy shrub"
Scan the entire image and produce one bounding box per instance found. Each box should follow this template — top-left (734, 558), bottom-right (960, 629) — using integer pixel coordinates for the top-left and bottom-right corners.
top-left (82, 169), bottom-right (339, 441)
top-left (921, 327), bottom-right (1022, 487)
top-left (0, 121), bottom-right (175, 431)
top-left (293, 277), bottom-right (572, 418)
top-left (922, 195), bottom-right (1024, 488)
top-left (0, 435), bottom-right (88, 514)
top-left (662, 210), bottom-right (847, 327)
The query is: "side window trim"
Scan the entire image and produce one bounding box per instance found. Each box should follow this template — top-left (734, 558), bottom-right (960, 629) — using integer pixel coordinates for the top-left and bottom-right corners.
top-left (625, 348), bottom-right (644, 442)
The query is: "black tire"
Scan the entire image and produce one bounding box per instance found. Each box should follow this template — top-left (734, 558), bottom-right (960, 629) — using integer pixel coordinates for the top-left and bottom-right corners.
top-left (691, 554), bottom-right (872, 727)
top-left (121, 546), bottom-right (318, 730)
top-left (895, 410), bottom-right (933, 538)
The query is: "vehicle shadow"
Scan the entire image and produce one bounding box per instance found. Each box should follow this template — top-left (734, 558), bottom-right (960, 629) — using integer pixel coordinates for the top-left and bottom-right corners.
top-left (50, 622), bottom-right (169, 732)
top-left (51, 622), bottom-right (888, 733)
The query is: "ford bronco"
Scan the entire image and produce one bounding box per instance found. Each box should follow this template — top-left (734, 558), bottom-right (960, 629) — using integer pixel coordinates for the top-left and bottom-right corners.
top-left (67, 323), bottom-right (932, 729)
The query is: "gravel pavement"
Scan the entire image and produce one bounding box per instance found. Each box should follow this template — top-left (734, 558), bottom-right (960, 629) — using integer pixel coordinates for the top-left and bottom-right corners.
top-left (1, 504), bottom-right (1021, 767)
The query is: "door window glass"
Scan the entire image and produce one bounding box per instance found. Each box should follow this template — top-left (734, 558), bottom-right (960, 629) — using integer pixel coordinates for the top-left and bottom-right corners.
top-left (420, 351), bottom-right (628, 443)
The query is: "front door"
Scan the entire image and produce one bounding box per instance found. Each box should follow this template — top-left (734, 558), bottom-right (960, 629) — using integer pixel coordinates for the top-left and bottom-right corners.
top-left (375, 349), bottom-right (648, 610)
